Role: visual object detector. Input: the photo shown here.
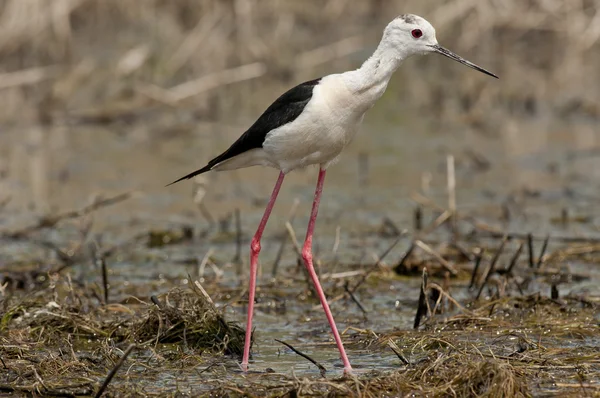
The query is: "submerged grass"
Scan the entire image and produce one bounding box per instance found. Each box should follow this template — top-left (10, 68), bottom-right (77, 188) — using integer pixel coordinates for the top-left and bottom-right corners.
top-left (0, 276), bottom-right (247, 396)
top-left (132, 286), bottom-right (245, 356)
top-left (1, 201), bottom-right (598, 396)
top-left (1, 281), bottom-right (244, 356)
top-left (1, 202), bottom-right (598, 397)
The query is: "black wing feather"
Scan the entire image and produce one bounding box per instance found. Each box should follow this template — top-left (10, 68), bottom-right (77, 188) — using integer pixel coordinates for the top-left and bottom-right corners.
top-left (167, 78), bottom-right (321, 186)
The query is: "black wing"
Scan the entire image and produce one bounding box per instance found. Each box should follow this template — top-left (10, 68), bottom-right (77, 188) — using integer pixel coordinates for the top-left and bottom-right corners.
top-left (167, 78), bottom-right (321, 186)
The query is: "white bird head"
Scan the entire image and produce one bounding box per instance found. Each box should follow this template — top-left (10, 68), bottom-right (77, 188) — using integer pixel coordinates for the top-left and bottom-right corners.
top-left (384, 14), bottom-right (498, 78)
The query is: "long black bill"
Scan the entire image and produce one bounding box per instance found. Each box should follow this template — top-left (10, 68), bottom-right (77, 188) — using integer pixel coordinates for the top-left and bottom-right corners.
top-left (429, 44), bottom-right (498, 79)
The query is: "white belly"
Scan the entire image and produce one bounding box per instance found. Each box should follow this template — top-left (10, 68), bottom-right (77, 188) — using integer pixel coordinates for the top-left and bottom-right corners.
top-left (262, 74), bottom-right (367, 173)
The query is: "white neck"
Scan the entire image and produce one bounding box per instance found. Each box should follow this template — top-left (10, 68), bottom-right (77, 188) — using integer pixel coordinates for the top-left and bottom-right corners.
top-left (343, 37), bottom-right (406, 100)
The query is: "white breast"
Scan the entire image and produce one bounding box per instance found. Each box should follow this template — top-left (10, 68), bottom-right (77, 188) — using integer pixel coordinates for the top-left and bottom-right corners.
top-left (262, 74), bottom-right (369, 173)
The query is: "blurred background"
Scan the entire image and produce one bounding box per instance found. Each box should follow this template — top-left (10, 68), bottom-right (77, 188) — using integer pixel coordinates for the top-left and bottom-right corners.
top-left (0, 0), bottom-right (599, 240)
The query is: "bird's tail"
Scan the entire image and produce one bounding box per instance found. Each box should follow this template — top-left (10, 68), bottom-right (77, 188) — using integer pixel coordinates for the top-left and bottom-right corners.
top-left (166, 164), bottom-right (212, 186)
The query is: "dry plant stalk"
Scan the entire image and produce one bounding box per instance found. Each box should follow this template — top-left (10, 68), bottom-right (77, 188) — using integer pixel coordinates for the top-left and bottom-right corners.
top-left (0, 0), bottom-right (598, 127)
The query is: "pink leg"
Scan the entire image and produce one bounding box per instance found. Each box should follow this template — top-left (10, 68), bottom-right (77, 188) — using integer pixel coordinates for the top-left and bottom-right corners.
top-left (301, 168), bottom-right (353, 374)
top-left (242, 171), bottom-right (285, 372)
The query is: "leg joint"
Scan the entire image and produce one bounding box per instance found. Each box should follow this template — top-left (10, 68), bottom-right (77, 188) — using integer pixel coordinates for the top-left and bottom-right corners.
top-left (301, 246), bottom-right (312, 263)
top-left (250, 238), bottom-right (261, 254)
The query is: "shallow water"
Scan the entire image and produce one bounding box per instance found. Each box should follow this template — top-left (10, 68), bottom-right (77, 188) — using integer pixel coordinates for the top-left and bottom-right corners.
top-left (2, 109), bottom-right (599, 273)
top-left (2, 108), bottom-right (600, 233)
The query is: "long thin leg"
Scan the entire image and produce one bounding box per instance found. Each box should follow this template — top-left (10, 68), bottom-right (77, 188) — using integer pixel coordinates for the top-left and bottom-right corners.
top-left (301, 168), bottom-right (353, 374)
top-left (242, 171), bottom-right (285, 371)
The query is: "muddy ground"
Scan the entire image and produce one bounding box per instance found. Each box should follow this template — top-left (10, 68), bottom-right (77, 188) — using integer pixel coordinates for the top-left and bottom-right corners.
top-left (1, 194), bottom-right (599, 396)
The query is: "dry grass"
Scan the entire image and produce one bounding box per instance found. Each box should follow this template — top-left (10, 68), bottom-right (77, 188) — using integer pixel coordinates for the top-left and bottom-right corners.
top-left (0, 0), bottom-right (599, 129)
top-left (1, 190), bottom-right (598, 395)
top-left (132, 285), bottom-right (245, 355)
top-left (1, 279), bottom-right (244, 355)
top-left (0, 275), bottom-right (246, 396)
top-left (1, 264), bottom-right (597, 397)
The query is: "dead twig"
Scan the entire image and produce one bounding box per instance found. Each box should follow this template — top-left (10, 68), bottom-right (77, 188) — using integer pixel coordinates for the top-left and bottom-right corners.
top-left (536, 235), bottom-right (550, 269)
top-left (387, 339), bottom-right (410, 365)
top-left (468, 248), bottom-right (483, 289)
top-left (0, 383), bottom-right (93, 397)
top-left (414, 240), bottom-right (458, 276)
top-left (285, 222), bottom-right (302, 261)
top-left (272, 199), bottom-right (300, 277)
top-left (0, 65), bottom-right (61, 90)
top-left (394, 242), bottom-right (416, 273)
top-left (420, 210), bottom-right (452, 237)
top-left (551, 284), bottom-right (559, 300)
top-left (139, 62), bottom-right (266, 103)
top-left (412, 191), bottom-right (600, 243)
top-left (296, 35), bottom-right (364, 69)
top-left (275, 339), bottom-right (326, 377)
top-left (99, 254), bottom-right (109, 305)
top-left (527, 233), bottom-right (535, 268)
top-left (428, 282), bottom-right (472, 315)
top-left (285, 222), bottom-right (316, 297)
top-left (414, 268), bottom-right (429, 329)
top-left (504, 241), bottom-right (524, 275)
top-left (351, 234), bottom-right (404, 293)
top-left (414, 206), bottom-right (423, 232)
top-left (344, 281), bottom-right (367, 315)
top-left (94, 344), bottom-right (136, 398)
top-left (476, 235), bottom-right (508, 300)
top-left (5, 192), bottom-right (132, 239)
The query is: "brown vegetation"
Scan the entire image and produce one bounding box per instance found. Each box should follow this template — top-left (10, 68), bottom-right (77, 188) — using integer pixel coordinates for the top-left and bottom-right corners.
top-left (1, 0), bottom-right (599, 129)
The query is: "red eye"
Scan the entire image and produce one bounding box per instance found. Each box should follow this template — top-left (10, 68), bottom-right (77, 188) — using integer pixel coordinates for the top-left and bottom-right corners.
top-left (411, 29), bottom-right (423, 39)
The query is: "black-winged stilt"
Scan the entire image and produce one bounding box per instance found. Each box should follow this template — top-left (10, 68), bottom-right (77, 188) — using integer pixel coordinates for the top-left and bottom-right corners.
top-left (169, 14), bottom-right (497, 374)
